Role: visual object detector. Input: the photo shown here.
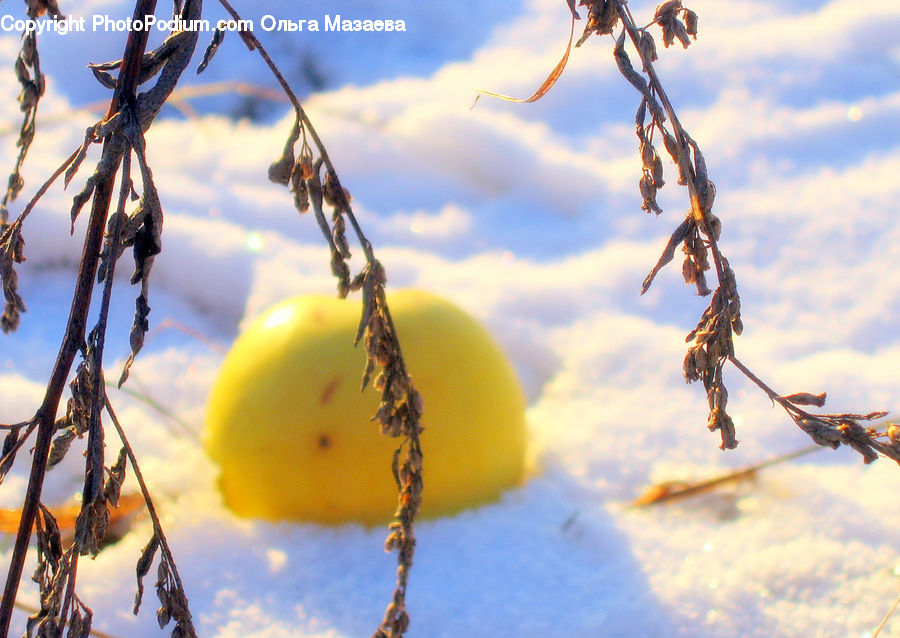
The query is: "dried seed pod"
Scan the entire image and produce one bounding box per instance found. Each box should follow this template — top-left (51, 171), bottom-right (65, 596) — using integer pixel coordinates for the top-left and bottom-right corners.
top-left (797, 418), bottom-right (842, 448)
top-left (384, 530), bottom-right (402, 552)
top-left (654, 0), bottom-right (683, 22)
top-left (640, 138), bottom-right (655, 167)
top-left (705, 213), bottom-right (721, 242)
top-left (691, 239), bottom-right (709, 271)
top-left (103, 447), bottom-right (127, 507)
top-left (47, 428), bottom-right (77, 469)
top-left (597, 0), bottom-right (619, 34)
top-left (684, 9), bottom-right (699, 37)
top-left (672, 18), bottom-right (692, 48)
top-left (290, 165), bottom-right (310, 213)
top-left (662, 128), bottom-right (683, 162)
top-left (614, 30), bottom-right (652, 102)
top-left (298, 153), bottom-right (314, 180)
top-left (781, 392), bottom-right (827, 408)
top-left (710, 385), bottom-right (728, 411)
top-left (708, 339), bottom-right (723, 362)
top-left (706, 407), bottom-right (720, 432)
top-left (635, 99), bottom-right (648, 127)
top-left (267, 154), bottom-right (293, 186)
top-left (887, 423), bottom-right (899, 445)
top-left (696, 178), bottom-right (716, 214)
top-left (411, 389), bottom-right (425, 415)
top-left (323, 170), bottom-right (345, 208)
top-left (639, 173), bottom-right (661, 214)
top-left (717, 411), bottom-right (737, 449)
top-left (683, 349), bottom-right (700, 382)
top-left (638, 31), bottom-right (658, 68)
top-left (331, 214), bottom-right (351, 259)
top-left (660, 22), bottom-right (675, 47)
top-left (682, 256), bottom-right (698, 284)
top-left (269, 119), bottom-right (300, 185)
top-left (716, 255), bottom-right (732, 286)
top-left (693, 344), bottom-right (708, 370)
top-left (651, 154), bottom-right (665, 187)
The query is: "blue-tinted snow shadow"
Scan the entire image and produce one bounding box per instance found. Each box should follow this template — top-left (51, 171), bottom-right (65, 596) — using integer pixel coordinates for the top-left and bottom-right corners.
top-left (403, 475), bottom-right (677, 637)
top-left (174, 471), bottom-right (679, 637)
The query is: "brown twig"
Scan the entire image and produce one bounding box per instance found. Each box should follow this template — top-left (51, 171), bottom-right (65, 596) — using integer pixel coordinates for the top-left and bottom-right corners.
top-left (631, 444), bottom-right (823, 507)
top-left (872, 588), bottom-right (900, 638)
top-left (211, 4), bottom-right (423, 635)
top-left (103, 395), bottom-right (197, 637)
top-left (215, 0), bottom-right (376, 263)
top-left (575, 0), bottom-right (896, 463)
top-left (0, 1), bottom-right (158, 633)
top-left (0, 148), bottom-right (118, 635)
top-left (615, 1), bottom-right (726, 282)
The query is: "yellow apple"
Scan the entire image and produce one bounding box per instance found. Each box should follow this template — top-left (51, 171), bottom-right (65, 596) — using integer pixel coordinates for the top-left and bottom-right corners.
top-left (204, 289), bottom-right (528, 525)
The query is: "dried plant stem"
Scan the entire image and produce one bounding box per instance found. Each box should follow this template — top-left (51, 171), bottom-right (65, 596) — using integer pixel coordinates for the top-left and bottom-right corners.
top-left (215, 0), bottom-right (375, 262)
top-left (4, 147), bottom-right (80, 230)
top-left (12, 601), bottom-right (122, 638)
top-left (0, 1), bottom-right (158, 631)
top-left (212, 4), bottom-right (422, 634)
top-left (0, 175), bottom-right (116, 635)
top-left (615, 1), bottom-right (725, 282)
top-left (872, 588), bottom-right (900, 638)
top-left (584, 0), bottom-right (898, 463)
top-left (727, 355), bottom-right (781, 402)
top-left (52, 151), bottom-right (133, 636)
top-left (103, 395), bottom-right (196, 636)
top-left (631, 444), bottom-right (823, 507)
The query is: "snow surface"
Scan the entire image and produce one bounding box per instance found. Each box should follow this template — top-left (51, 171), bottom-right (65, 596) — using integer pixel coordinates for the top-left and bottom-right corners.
top-left (2, 0), bottom-right (900, 636)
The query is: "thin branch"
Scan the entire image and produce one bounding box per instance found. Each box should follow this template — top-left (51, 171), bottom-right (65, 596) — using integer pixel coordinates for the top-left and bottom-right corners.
top-left (614, 1), bottom-right (725, 282)
top-left (2, 146), bottom-right (80, 231)
top-left (631, 444), bottom-right (822, 507)
top-left (211, 6), bottom-right (423, 634)
top-left (103, 394), bottom-right (197, 637)
top-left (728, 355), bottom-right (801, 412)
top-left (106, 379), bottom-right (199, 442)
top-left (872, 588), bottom-right (900, 638)
top-left (0, 0), bottom-right (159, 631)
top-left (215, 0), bottom-right (376, 262)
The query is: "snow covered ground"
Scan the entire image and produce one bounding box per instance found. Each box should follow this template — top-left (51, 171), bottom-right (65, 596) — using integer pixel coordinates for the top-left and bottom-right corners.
top-left (1, 0), bottom-right (899, 636)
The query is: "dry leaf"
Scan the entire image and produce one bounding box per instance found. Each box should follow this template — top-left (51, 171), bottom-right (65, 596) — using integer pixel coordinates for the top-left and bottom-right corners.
top-left (475, 15), bottom-right (575, 104)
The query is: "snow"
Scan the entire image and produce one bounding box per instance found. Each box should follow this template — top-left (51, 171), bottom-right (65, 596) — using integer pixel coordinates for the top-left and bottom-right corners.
top-left (2, 0), bottom-right (900, 636)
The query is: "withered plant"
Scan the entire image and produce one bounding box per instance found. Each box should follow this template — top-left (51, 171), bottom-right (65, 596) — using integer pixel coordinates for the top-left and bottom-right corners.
top-left (486, 1), bottom-right (899, 629)
top-left (1, 0), bottom-right (898, 637)
top-left (1, 1), bottom-right (422, 637)
top-left (485, 2), bottom-right (898, 628)
top-left (485, 0), bottom-right (900, 463)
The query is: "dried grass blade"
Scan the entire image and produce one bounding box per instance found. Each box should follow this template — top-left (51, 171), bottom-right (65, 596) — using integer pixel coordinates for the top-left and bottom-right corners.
top-left (476, 16), bottom-right (574, 104)
top-left (631, 444), bottom-right (822, 507)
top-left (872, 589), bottom-right (900, 638)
